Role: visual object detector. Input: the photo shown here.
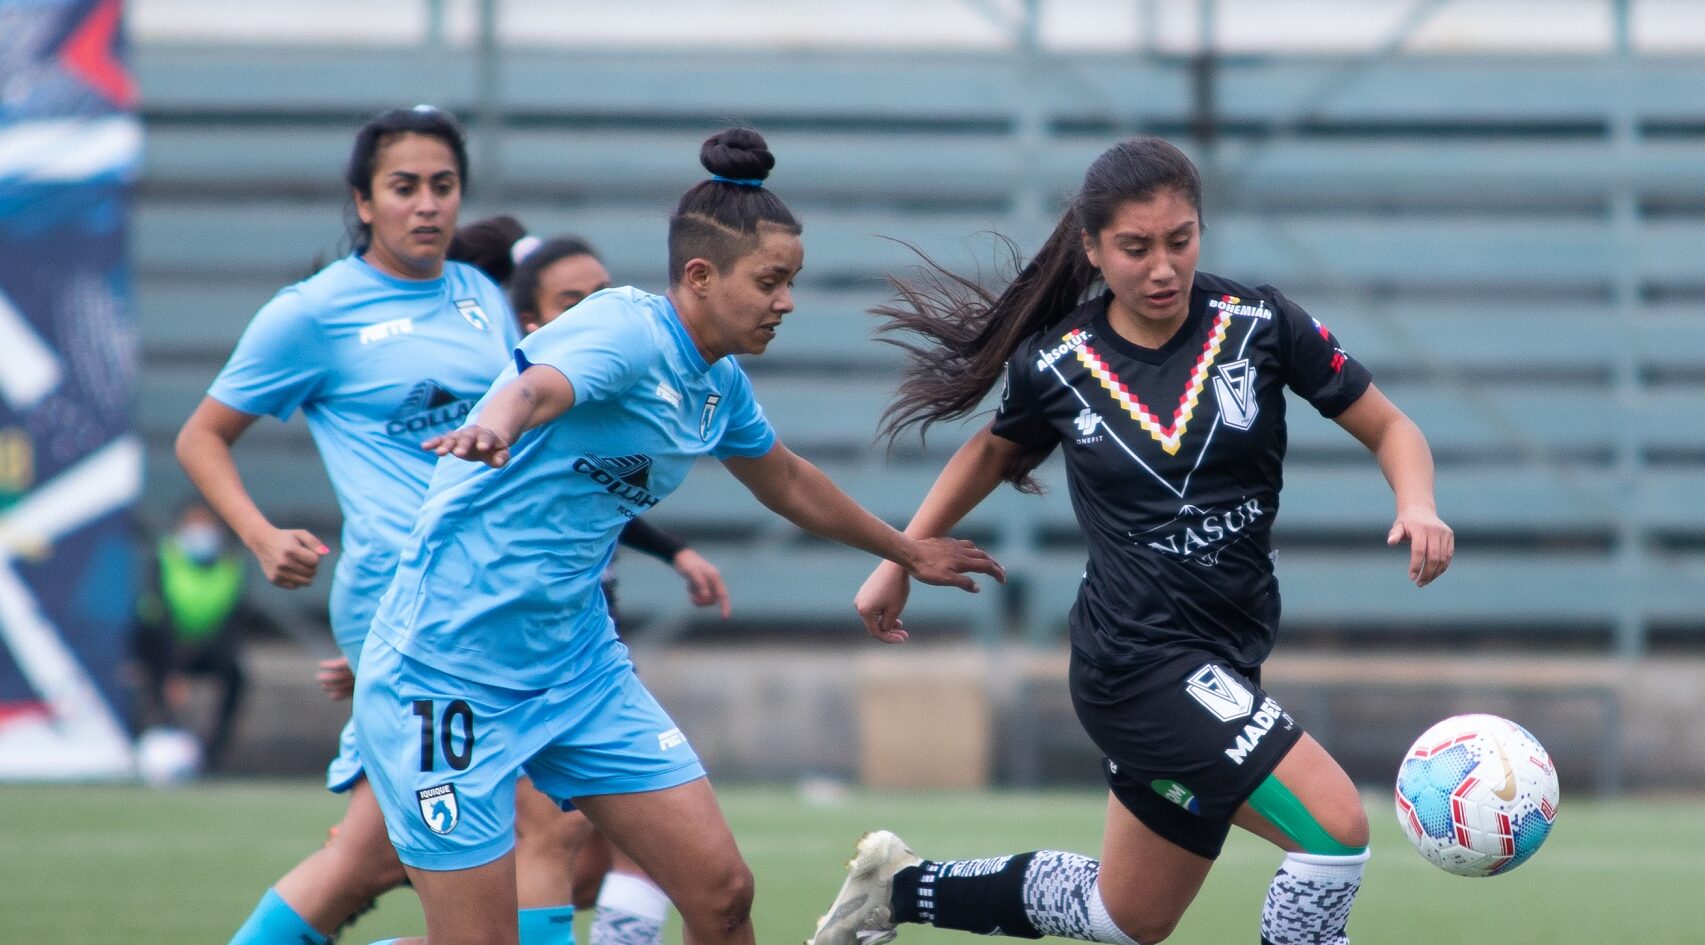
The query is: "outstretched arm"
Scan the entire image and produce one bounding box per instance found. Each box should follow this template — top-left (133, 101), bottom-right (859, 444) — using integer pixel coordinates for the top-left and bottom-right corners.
top-left (720, 442), bottom-right (1004, 595)
top-left (423, 364), bottom-right (576, 467)
top-left (176, 398), bottom-right (328, 588)
top-left (620, 518), bottom-right (733, 619)
top-left (1333, 383), bottom-right (1454, 587)
top-left (853, 423), bottom-right (1024, 642)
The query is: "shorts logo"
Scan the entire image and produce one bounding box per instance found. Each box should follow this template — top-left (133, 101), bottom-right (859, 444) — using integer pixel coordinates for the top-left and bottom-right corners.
top-left (1151, 779), bottom-right (1201, 814)
top-left (658, 727), bottom-right (687, 751)
top-left (416, 783), bottom-right (459, 835)
top-left (1224, 696), bottom-right (1292, 766)
top-left (455, 298), bottom-right (491, 331)
top-left (1211, 359), bottom-right (1258, 430)
top-left (1185, 663), bottom-right (1255, 723)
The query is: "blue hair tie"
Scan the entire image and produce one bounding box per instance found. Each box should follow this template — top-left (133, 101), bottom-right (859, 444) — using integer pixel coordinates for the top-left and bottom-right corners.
top-left (710, 175), bottom-right (764, 188)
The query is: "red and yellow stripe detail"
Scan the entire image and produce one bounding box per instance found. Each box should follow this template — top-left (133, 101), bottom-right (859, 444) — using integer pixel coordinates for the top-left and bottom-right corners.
top-left (1072, 310), bottom-right (1231, 455)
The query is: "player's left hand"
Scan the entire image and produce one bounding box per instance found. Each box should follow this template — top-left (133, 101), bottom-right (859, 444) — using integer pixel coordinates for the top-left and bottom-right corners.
top-left (902, 536), bottom-right (1006, 592)
top-left (1389, 507), bottom-right (1454, 587)
top-left (672, 548), bottom-right (732, 619)
top-left (316, 656), bottom-right (354, 700)
top-left (423, 425), bottom-right (511, 467)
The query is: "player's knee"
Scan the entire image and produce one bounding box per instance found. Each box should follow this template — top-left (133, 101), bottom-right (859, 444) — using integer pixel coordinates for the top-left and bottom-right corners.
top-left (326, 826), bottom-right (406, 896)
top-left (686, 858), bottom-right (754, 932)
top-left (1320, 798), bottom-right (1370, 852)
top-left (1104, 898), bottom-right (1180, 944)
top-left (1116, 910), bottom-right (1178, 944)
top-left (515, 811), bottom-right (590, 861)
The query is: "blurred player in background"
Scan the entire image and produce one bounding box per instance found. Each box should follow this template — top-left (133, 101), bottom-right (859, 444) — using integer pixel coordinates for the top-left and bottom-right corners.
top-left (176, 106), bottom-right (580, 945)
top-left (450, 218), bottom-right (732, 945)
top-left (348, 126), bottom-right (1004, 945)
top-left (810, 136), bottom-right (1453, 945)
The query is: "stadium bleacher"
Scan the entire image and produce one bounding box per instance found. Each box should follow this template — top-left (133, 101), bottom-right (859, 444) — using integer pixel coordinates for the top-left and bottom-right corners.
top-left (134, 43), bottom-right (1705, 654)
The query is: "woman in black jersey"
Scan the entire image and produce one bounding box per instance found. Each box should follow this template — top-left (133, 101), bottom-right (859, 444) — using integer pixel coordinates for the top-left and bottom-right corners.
top-left (809, 137), bottom-right (1452, 945)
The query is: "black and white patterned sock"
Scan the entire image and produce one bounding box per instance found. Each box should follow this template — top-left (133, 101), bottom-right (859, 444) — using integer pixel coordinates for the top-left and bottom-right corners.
top-left (1020, 851), bottom-right (1140, 945)
top-left (891, 851), bottom-right (1141, 943)
top-left (1259, 850), bottom-right (1370, 945)
top-left (591, 872), bottom-right (667, 945)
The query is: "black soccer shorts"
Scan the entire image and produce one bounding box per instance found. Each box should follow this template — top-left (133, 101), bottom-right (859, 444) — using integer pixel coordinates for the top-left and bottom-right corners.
top-left (1068, 647), bottom-right (1303, 858)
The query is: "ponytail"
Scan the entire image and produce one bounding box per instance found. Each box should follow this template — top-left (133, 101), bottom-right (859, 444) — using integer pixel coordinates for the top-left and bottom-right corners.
top-left (875, 135), bottom-right (1202, 491)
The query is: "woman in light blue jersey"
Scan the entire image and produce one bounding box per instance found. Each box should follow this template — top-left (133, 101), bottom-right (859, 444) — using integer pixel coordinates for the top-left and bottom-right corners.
top-left (348, 127), bottom-right (1005, 945)
top-left (177, 108), bottom-right (575, 945)
top-left (451, 220), bottom-right (733, 945)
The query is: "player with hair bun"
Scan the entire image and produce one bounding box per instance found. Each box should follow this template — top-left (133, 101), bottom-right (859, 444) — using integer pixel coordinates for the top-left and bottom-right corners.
top-left (448, 218), bottom-right (729, 945)
top-left (809, 136), bottom-right (1453, 945)
top-left (349, 127), bottom-right (1004, 945)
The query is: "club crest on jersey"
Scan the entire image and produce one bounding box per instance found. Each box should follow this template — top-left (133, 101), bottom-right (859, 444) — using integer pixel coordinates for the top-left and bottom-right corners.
top-left (416, 783), bottom-right (459, 834)
top-left (1184, 663), bottom-right (1255, 723)
top-left (1211, 359), bottom-right (1258, 430)
top-left (699, 394), bottom-right (722, 441)
top-left (455, 298), bottom-right (491, 332)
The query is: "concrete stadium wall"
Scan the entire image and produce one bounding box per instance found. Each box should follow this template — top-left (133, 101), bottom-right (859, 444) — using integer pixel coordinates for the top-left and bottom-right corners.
top-left (215, 641), bottom-right (1704, 796)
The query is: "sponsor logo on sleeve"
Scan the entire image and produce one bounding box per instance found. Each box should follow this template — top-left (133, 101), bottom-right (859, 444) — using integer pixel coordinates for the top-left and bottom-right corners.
top-left (658, 727), bottom-right (687, 751)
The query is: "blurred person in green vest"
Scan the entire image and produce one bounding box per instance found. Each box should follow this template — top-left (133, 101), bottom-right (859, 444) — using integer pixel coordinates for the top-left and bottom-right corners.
top-left (133, 499), bottom-right (272, 771)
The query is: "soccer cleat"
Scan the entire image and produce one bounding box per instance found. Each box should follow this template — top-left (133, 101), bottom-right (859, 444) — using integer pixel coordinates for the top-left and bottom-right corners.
top-left (806, 830), bottom-right (922, 945)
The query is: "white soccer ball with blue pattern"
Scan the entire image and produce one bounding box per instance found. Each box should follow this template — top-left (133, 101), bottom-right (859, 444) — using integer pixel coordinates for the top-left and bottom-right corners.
top-left (1394, 714), bottom-right (1559, 877)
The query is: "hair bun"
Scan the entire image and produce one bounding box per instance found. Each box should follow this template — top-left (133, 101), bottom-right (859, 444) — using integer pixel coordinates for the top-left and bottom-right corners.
top-left (699, 127), bottom-right (776, 183)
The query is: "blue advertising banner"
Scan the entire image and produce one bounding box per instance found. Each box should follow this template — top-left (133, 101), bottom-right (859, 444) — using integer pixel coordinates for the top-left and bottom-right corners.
top-left (0, 0), bottom-right (142, 779)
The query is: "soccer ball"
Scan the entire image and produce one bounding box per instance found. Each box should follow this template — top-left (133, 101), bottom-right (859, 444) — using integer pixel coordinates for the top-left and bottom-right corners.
top-left (135, 726), bottom-right (204, 788)
top-left (1394, 714), bottom-right (1559, 877)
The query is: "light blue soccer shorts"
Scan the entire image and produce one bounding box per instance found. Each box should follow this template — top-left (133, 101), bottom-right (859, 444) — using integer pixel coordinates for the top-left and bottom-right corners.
top-left (353, 634), bottom-right (705, 871)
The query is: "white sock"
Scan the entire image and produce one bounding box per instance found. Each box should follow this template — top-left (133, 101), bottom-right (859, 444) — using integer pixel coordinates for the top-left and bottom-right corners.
top-left (591, 872), bottom-right (668, 945)
top-left (1020, 851), bottom-right (1141, 945)
top-left (1260, 850), bottom-right (1370, 945)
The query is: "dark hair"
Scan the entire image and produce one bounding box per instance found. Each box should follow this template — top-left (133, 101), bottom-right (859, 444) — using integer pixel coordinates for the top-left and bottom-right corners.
top-left (875, 136), bottom-right (1202, 491)
top-left (666, 127), bottom-right (802, 284)
top-left (508, 236), bottom-right (603, 319)
top-left (343, 106), bottom-right (470, 250)
top-left (448, 214), bottom-right (528, 285)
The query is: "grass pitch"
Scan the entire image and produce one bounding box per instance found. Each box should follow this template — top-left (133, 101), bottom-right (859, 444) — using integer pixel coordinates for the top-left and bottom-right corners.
top-left (4, 780), bottom-right (1700, 944)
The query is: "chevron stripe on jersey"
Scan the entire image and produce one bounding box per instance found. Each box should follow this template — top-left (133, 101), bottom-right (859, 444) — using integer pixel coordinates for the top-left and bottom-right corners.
top-left (1073, 309), bottom-right (1231, 455)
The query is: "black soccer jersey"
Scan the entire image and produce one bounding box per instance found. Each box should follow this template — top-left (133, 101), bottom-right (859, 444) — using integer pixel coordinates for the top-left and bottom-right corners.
top-left (992, 272), bottom-right (1371, 671)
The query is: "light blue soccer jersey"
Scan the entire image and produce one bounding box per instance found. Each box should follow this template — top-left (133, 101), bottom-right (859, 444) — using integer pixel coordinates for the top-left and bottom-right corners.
top-left (208, 254), bottom-right (519, 663)
top-left (370, 286), bottom-right (776, 689)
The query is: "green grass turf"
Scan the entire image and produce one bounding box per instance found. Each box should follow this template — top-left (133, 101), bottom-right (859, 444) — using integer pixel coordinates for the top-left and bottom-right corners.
top-left (3, 780), bottom-right (1701, 944)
